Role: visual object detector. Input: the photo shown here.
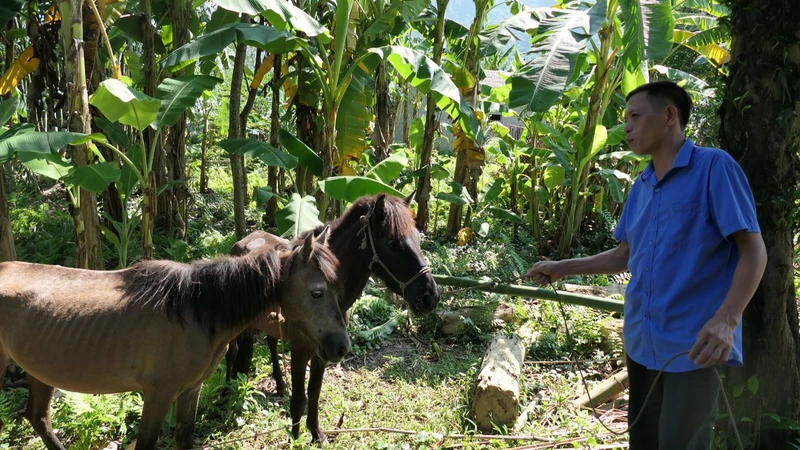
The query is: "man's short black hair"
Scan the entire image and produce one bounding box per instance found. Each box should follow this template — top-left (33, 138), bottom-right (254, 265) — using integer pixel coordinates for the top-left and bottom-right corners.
top-left (626, 80), bottom-right (693, 130)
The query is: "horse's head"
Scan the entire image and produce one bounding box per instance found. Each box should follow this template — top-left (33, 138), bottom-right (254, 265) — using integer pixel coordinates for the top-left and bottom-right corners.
top-left (280, 227), bottom-right (351, 364)
top-left (360, 193), bottom-right (440, 315)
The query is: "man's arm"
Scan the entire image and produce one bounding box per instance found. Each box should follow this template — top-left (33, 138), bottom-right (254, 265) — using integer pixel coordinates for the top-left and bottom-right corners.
top-left (689, 230), bottom-right (767, 367)
top-left (524, 242), bottom-right (630, 285)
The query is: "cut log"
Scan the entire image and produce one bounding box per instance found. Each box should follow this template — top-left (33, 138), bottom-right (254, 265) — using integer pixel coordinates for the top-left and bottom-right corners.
top-left (571, 369), bottom-right (629, 410)
top-left (470, 324), bottom-right (538, 431)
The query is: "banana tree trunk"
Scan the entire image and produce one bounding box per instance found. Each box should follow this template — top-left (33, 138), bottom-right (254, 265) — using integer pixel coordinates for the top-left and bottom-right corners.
top-left (1, 35), bottom-right (15, 262)
top-left (372, 60), bottom-right (391, 162)
top-left (158, 0), bottom-right (192, 239)
top-left (229, 21), bottom-right (248, 239)
top-left (401, 86), bottom-right (411, 144)
top-left (265, 53), bottom-right (282, 226)
top-left (445, 0), bottom-right (489, 236)
top-left (140, 0), bottom-right (158, 259)
top-left (0, 168), bottom-right (15, 261)
top-left (61, 0), bottom-right (102, 269)
top-left (199, 105), bottom-right (210, 194)
top-left (296, 53), bottom-right (320, 198)
top-left (415, 0), bottom-right (449, 231)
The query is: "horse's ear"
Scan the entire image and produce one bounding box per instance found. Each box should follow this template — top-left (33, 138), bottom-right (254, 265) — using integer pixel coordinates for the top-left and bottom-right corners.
top-left (403, 190), bottom-right (416, 205)
top-left (315, 225), bottom-right (330, 246)
top-left (374, 193), bottom-right (387, 219)
top-left (301, 231), bottom-right (316, 261)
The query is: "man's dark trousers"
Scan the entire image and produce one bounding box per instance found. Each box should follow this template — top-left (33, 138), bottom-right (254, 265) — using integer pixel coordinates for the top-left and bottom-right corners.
top-left (627, 355), bottom-right (721, 449)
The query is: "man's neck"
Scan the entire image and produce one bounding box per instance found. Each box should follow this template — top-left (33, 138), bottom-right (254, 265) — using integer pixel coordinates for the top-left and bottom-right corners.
top-left (651, 134), bottom-right (687, 181)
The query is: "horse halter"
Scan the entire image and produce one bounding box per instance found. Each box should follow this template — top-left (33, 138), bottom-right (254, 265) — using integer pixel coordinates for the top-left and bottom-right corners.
top-left (357, 204), bottom-right (431, 298)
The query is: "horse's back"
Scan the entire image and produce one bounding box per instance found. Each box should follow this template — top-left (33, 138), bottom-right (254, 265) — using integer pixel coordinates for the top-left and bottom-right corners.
top-left (0, 261), bottom-right (213, 394)
top-left (231, 230), bottom-right (291, 256)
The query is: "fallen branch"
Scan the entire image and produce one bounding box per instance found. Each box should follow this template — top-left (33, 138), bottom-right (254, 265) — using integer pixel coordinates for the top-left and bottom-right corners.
top-left (323, 427), bottom-right (551, 443)
top-left (504, 428), bottom-right (628, 450)
top-left (572, 369), bottom-right (629, 410)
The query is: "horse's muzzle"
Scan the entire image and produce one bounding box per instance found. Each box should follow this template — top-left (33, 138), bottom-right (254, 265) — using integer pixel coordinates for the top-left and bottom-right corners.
top-left (318, 331), bottom-right (351, 363)
top-left (410, 289), bottom-right (440, 316)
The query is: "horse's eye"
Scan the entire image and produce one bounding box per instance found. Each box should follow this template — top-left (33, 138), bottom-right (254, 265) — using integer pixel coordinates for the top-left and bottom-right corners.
top-left (311, 289), bottom-right (324, 298)
top-left (387, 240), bottom-right (396, 248)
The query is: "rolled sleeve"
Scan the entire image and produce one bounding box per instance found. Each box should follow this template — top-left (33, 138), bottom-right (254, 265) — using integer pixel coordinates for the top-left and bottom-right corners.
top-left (708, 153), bottom-right (761, 239)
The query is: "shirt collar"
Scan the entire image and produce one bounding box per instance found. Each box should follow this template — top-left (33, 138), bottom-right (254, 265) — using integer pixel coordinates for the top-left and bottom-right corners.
top-left (640, 138), bottom-right (695, 185)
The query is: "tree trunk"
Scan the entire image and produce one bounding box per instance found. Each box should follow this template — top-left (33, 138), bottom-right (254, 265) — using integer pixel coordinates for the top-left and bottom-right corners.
top-left (157, 0), bottom-right (191, 239)
top-left (372, 61), bottom-right (391, 162)
top-left (230, 39), bottom-right (248, 239)
top-left (265, 53), bottom-right (282, 227)
top-left (414, 0), bottom-right (448, 232)
top-left (445, 150), bottom-right (469, 235)
top-left (719, 1), bottom-right (800, 448)
top-left (199, 105), bottom-right (210, 194)
top-left (0, 30), bottom-right (15, 262)
top-left (140, 0), bottom-right (157, 259)
top-left (62, 0), bottom-right (102, 269)
top-left (445, 0), bottom-right (488, 237)
top-left (296, 54), bottom-right (320, 198)
top-left (0, 168), bottom-right (15, 261)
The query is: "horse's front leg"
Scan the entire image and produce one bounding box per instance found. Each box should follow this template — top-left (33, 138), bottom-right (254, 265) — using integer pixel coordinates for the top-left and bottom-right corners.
top-left (174, 384), bottom-right (203, 450)
top-left (24, 376), bottom-right (65, 450)
top-left (0, 353), bottom-right (8, 437)
top-left (306, 355), bottom-right (328, 444)
top-left (267, 335), bottom-right (286, 395)
top-left (289, 344), bottom-right (313, 440)
top-left (135, 388), bottom-right (179, 450)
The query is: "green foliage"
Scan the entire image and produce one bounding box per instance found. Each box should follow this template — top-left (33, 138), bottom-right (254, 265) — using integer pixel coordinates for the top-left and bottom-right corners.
top-left (10, 199), bottom-right (74, 265)
top-left (50, 391), bottom-right (144, 449)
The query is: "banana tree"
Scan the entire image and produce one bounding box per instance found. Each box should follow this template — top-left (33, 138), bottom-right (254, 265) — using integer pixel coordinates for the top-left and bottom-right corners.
top-left (88, 75), bottom-right (222, 262)
top-left (0, 96), bottom-right (24, 261)
top-left (163, 0), bottom-right (478, 220)
top-left (413, 0), bottom-right (449, 231)
top-left (359, 0), bottom-right (428, 162)
top-left (671, 0), bottom-right (730, 73)
top-left (508, 0), bottom-right (674, 256)
top-left (0, 130), bottom-right (123, 262)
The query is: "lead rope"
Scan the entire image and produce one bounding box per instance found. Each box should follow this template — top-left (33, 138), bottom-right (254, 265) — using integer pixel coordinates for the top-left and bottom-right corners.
top-left (546, 281), bottom-right (744, 450)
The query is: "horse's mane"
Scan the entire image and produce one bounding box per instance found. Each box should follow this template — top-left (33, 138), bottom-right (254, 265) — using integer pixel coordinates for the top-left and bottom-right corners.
top-left (122, 242), bottom-right (339, 336)
top-left (298, 194), bottom-right (415, 246)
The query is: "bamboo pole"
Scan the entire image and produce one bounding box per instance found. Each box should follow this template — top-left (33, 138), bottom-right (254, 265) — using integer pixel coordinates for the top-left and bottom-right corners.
top-left (432, 275), bottom-right (625, 313)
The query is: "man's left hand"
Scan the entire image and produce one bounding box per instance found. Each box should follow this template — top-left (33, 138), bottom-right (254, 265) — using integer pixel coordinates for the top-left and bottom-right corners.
top-left (689, 314), bottom-right (737, 369)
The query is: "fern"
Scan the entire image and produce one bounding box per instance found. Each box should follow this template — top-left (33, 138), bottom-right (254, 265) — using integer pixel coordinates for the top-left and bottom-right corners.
top-left (497, 231), bottom-right (528, 278)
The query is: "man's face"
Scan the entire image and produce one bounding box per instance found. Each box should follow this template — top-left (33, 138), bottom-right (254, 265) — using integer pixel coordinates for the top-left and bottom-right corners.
top-left (624, 92), bottom-right (669, 156)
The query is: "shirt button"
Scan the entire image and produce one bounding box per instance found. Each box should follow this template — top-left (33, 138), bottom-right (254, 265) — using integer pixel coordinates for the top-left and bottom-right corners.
top-left (652, 215), bottom-right (657, 220)
top-left (649, 241), bottom-right (653, 246)
top-left (643, 316), bottom-right (649, 321)
top-left (655, 188), bottom-right (660, 193)
top-left (644, 267), bottom-right (650, 271)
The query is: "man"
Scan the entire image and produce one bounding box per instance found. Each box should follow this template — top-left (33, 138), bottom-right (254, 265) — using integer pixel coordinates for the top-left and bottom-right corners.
top-left (524, 80), bottom-right (767, 449)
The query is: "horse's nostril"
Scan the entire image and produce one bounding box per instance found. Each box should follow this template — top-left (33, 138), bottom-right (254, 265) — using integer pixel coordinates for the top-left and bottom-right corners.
top-left (338, 345), bottom-right (348, 358)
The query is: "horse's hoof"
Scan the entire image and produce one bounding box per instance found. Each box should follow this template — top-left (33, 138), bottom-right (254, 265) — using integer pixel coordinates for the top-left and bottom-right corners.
top-left (311, 431), bottom-right (329, 445)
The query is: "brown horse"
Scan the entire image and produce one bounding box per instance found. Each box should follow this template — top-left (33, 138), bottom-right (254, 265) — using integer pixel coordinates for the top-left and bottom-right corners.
top-left (225, 193), bottom-right (440, 442)
top-left (0, 230), bottom-right (350, 450)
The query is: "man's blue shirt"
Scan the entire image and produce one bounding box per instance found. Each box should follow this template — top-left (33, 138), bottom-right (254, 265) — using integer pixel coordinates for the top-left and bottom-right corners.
top-left (612, 139), bottom-right (760, 372)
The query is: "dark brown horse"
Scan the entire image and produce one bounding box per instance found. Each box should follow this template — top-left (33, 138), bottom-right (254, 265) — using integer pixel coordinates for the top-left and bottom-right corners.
top-left (225, 193), bottom-right (440, 442)
top-left (0, 230), bottom-right (349, 450)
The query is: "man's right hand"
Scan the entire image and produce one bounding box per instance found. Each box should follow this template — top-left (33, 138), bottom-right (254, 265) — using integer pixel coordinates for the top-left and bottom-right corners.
top-left (523, 260), bottom-right (567, 286)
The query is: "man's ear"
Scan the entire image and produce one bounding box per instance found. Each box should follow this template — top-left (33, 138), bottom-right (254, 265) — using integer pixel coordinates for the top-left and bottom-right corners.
top-left (666, 104), bottom-right (680, 127)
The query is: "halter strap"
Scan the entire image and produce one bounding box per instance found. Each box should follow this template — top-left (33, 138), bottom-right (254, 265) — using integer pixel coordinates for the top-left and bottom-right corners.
top-left (357, 204), bottom-right (430, 298)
